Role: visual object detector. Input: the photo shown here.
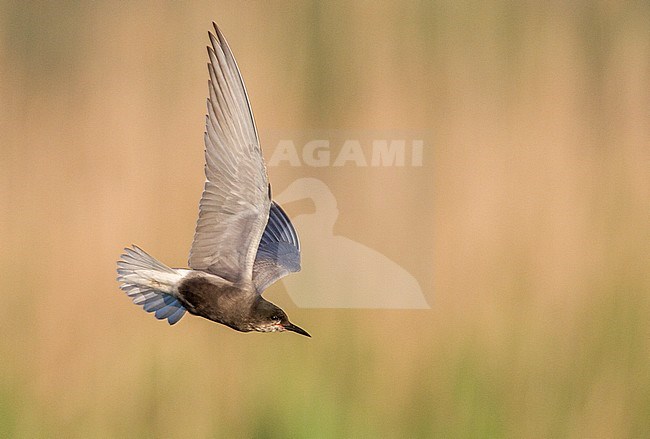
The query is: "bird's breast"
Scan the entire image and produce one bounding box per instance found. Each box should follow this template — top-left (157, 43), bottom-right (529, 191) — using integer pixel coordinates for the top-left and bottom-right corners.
top-left (176, 273), bottom-right (255, 330)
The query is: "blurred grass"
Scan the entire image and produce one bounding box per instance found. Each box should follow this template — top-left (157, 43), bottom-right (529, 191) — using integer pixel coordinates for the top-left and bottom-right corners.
top-left (1, 0), bottom-right (650, 437)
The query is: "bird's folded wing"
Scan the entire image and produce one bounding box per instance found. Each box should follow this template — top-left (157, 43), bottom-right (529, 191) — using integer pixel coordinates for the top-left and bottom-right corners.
top-left (189, 23), bottom-right (270, 283)
top-left (253, 201), bottom-right (301, 293)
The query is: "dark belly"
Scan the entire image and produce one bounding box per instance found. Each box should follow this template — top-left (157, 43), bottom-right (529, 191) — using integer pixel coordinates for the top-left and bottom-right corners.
top-left (176, 275), bottom-right (252, 331)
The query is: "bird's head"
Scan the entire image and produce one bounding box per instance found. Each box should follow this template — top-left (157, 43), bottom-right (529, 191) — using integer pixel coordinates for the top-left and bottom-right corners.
top-left (251, 298), bottom-right (310, 337)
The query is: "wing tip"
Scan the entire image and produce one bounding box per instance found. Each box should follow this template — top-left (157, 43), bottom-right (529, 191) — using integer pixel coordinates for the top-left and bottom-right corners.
top-left (212, 21), bottom-right (225, 41)
top-left (208, 23), bottom-right (223, 50)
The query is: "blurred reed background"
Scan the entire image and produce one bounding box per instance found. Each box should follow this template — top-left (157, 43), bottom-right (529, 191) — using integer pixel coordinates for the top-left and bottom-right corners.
top-left (1, 1), bottom-right (649, 437)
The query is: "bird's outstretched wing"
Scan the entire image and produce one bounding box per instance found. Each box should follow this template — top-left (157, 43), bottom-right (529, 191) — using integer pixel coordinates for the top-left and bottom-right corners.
top-left (188, 23), bottom-right (270, 283)
top-left (252, 202), bottom-right (301, 293)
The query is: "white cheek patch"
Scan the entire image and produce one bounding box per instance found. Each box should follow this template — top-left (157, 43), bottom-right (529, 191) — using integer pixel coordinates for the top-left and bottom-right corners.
top-left (254, 323), bottom-right (284, 333)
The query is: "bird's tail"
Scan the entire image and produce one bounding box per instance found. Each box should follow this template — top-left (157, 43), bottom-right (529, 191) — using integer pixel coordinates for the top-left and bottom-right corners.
top-left (116, 245), bottom-right (187, 325)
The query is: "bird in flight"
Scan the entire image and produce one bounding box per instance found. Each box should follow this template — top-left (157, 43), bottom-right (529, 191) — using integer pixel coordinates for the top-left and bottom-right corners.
top-left (116, 23), bottom-right (309, 337)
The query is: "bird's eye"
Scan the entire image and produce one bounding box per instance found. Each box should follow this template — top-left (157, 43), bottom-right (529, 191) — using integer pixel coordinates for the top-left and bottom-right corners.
top-left (271, 315), bottom-right (280, 321)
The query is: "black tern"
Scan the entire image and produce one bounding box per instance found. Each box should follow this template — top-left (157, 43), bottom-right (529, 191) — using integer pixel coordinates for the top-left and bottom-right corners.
top-left (116, 23), bottom-right (308, 337)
